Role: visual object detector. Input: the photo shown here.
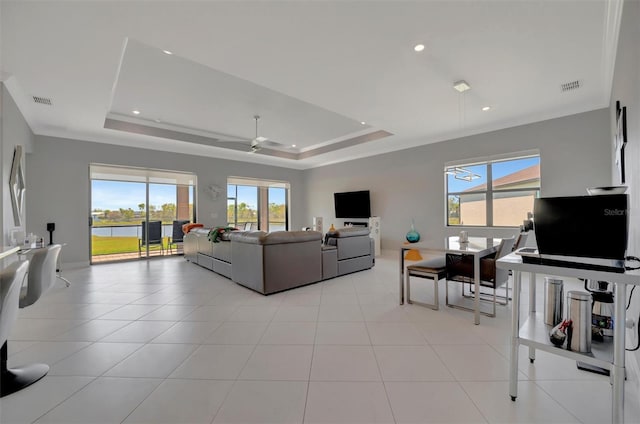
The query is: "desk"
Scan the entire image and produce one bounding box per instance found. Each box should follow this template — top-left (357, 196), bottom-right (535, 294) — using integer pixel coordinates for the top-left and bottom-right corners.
top-left (497, 252), bottom-right (640, 424)
top-left (0, 246), bottom-right (20, 261)
top-left (399, 237), bottom-right (501, 324)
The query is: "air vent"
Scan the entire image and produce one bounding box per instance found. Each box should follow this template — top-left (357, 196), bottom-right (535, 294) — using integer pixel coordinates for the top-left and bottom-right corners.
top-left (32, 96), bottom-right (52, 106)
top-left (560, 80), bottom-right (580, 92)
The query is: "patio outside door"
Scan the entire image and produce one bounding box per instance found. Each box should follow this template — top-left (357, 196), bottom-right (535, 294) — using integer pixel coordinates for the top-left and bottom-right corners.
top-left (90, 164), bottom-right (196, 263)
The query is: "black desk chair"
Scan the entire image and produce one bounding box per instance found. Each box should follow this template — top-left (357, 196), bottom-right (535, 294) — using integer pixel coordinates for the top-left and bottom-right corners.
top-left (139, 221), bottom-right (164, 257)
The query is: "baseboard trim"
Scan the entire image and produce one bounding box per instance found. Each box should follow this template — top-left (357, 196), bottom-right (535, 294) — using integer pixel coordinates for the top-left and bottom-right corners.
top-left (62, 261), bottom-right (90, 269)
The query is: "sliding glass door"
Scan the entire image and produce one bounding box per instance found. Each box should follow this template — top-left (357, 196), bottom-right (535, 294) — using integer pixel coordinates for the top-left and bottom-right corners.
top-left (227, 177), bottom-right (289, 232)
top-left (90, 164), bottom-right (196, 263)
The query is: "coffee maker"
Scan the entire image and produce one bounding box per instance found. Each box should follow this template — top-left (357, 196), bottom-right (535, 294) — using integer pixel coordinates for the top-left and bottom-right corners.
top-left (584, 280), bottom-right (615, 340)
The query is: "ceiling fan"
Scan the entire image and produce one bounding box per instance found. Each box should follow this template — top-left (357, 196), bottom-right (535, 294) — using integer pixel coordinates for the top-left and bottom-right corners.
top-left (242, 115), bottom-right (290, 153)
top-left (250, 115), bottom-right (268, 153)
top-left (194, 115), bottom-right (289, 153)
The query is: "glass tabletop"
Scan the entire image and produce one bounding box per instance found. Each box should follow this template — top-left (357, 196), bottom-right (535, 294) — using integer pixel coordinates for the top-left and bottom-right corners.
top-left (445, 236), bottom-right (501, 253)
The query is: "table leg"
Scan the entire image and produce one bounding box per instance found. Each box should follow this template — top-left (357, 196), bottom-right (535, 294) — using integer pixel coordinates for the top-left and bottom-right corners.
top-left (509, 270), bottom-right (522, 401)
top-left (612, 282), bottom-right (626, 423)
top-left (399, 248), bottom-right (405, 305)
top-left (528, 272), bottom-right (536, 363)
top-left (474, 253), bottom-right (480, 325)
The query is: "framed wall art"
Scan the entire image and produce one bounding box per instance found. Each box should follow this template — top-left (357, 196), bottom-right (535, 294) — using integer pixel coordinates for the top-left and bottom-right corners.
top-left (9, 145), bottom-right (25, 226)
top-left (614, 100), bottom-right (628, 184)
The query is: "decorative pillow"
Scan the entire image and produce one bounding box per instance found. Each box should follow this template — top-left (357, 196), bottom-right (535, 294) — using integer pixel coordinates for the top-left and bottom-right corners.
top-left (207, 226), bottom-right (238, 243)
top-left (182, 223), bottom-right (204, 234)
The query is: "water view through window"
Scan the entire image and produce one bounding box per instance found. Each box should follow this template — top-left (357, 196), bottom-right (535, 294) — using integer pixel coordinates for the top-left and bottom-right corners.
top-left (90, 165), bottom-right (196, 262)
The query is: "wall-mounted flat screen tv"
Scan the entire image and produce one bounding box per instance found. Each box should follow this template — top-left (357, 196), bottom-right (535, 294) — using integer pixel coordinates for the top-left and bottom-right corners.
top-left (334, 190), bottom-right (371, 218)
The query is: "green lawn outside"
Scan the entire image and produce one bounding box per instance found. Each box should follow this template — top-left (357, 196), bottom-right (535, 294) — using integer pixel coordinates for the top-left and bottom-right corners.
top-left (91, 235), bottom-right (169, 256)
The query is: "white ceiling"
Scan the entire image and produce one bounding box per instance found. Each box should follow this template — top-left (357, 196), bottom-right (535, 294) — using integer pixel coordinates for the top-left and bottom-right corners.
top-left (0, 0), bottom-right (622, 170)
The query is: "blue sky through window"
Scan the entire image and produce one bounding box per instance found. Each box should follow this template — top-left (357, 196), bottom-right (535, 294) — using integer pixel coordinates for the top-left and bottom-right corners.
top-left (447, 156), bottom-right (539, 193)
top-left (91, 181), bottom-right (180, 211)
top-left (228, 185), bottom-right (286, 208)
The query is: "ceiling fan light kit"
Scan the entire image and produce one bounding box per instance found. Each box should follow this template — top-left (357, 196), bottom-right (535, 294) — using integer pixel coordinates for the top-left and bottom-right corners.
top-left (453, 80), bottom-right (471, 92)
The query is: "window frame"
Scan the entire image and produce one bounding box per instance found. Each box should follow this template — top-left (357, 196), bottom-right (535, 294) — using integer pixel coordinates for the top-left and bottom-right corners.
top-left (227, 177), bottom-right (290, 231)
top-left (445, 152), bottom-right (540, 228)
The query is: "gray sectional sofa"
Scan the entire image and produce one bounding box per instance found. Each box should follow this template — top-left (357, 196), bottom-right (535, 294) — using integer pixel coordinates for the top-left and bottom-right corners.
top-left (183, 228), bottom-right (233, 278)
top-left (184, 227), bottom-right (375, 294)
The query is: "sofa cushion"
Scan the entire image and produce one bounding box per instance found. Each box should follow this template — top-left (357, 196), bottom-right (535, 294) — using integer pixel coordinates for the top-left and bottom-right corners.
top-left (230, 230), bottom-right (322, 245)
top-left (327, 227), bottom-right (370, 238)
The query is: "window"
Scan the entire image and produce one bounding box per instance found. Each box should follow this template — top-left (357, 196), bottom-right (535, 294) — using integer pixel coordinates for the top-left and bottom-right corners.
top-left (89, 164), bottom-right (196, 262)
top-left (445, 154), bottom-right (540, 227)
top-left (227, 177), bottom-right (290, 231)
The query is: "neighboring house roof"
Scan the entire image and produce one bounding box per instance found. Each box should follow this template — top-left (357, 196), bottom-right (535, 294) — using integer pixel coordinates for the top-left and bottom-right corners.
top-left (463, 164), bottom-right (540, 192)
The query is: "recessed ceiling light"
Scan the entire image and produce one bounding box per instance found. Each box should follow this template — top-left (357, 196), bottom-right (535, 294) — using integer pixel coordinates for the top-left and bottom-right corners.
top-left (360, 121), bottom-right (366, 125)
top-left (482, 106), bottom-right (491, 111)
top-left (132, 110), bottom-right (141, 115)
top-left (154, 118), bottom-right (162, 123)
top-left (291, 144), bottom-right (297, 148)
top-left (162, 50), bottom-right (173, 55)
top-left (453, 80), bottom-right (471, 92)
top-left (414, 44), bottom-right (425, 52)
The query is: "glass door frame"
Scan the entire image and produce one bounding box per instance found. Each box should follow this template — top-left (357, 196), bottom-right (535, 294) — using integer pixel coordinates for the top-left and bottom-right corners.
top-left (89, 164), bottom-right (197, 264)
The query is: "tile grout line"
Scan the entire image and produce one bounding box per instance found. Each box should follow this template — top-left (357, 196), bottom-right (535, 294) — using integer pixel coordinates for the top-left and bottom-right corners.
top-left (360, 281), bottom-right (399, 424)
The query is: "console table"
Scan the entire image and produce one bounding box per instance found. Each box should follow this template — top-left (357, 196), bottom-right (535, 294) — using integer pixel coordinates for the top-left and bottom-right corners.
top-left (497, 252), bottom-right (640, 424)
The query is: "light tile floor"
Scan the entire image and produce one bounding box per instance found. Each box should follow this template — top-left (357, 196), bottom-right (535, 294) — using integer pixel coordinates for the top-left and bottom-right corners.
top-left (2, 251), bottom-right (640, 424)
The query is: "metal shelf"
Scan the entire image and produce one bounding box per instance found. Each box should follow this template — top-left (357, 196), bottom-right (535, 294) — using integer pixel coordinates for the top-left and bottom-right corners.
top-left (518, 312), bottom-right (613, 371)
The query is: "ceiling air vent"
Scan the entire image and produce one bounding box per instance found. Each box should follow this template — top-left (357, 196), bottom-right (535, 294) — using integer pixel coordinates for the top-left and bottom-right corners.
top-left (560, 80), bottom-right (580, 92)
top-left (32, 96), bottom-right (52, 106)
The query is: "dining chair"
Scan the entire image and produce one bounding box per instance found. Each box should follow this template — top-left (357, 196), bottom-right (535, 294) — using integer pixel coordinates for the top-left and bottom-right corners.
top-left (513, 231), bottom-right (529, 251)
top-left (445, 236), bottom-right (516, 317)
top-left (405, 255), bottom-right (447, 310)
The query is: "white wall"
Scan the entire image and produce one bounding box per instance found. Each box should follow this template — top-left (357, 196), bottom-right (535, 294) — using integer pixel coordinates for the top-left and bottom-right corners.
top-left (305, 108), bottom-right (611, 248)
top-left (1, 82), bottom-right (34, 244)
top-left (609, 0), bottom-right (640, 376)
top-left (25, 135), bottom-right (305, 266)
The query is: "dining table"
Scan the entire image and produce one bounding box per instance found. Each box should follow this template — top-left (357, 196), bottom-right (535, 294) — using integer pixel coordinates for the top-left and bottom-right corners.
top-left (399, 236), bottom-right (502, 324)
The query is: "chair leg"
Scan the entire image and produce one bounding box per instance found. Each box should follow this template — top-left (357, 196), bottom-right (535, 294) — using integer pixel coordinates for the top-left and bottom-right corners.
top-left (445, 279), bottom-right (451, 307)
top-left (433, 277), bottom-right (439, 310)
top-left (406, 272), bottom-right (412, 304)
top-left (0, 341), bottom-right (49, 398)
top-left (445, 279), bottom-right (496, 317)
top-left (406, 272), bottom-right (439, 310)
top-left (468, 284), bottom-right (510, 306)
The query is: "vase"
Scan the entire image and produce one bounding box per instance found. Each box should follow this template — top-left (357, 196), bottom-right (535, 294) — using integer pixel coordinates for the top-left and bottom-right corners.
top-left (406, 221), bottom-right (420, 243)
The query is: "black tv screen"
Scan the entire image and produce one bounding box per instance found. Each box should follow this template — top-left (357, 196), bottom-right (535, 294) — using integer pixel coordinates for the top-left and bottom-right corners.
top-left (334, 190), bottom-right (371, 218)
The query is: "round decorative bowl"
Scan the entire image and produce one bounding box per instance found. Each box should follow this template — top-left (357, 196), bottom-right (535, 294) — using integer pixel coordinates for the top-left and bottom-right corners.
top-left (586, 186), bottom-right (628, 195)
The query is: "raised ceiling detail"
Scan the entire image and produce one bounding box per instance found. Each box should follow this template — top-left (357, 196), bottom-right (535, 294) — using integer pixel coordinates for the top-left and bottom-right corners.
top-left (104, 117), bottom-right (392, 160)
top-left (105, 38), bottom-right (386, 159)
top-left (0, 1), bottom-right (624, 169)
